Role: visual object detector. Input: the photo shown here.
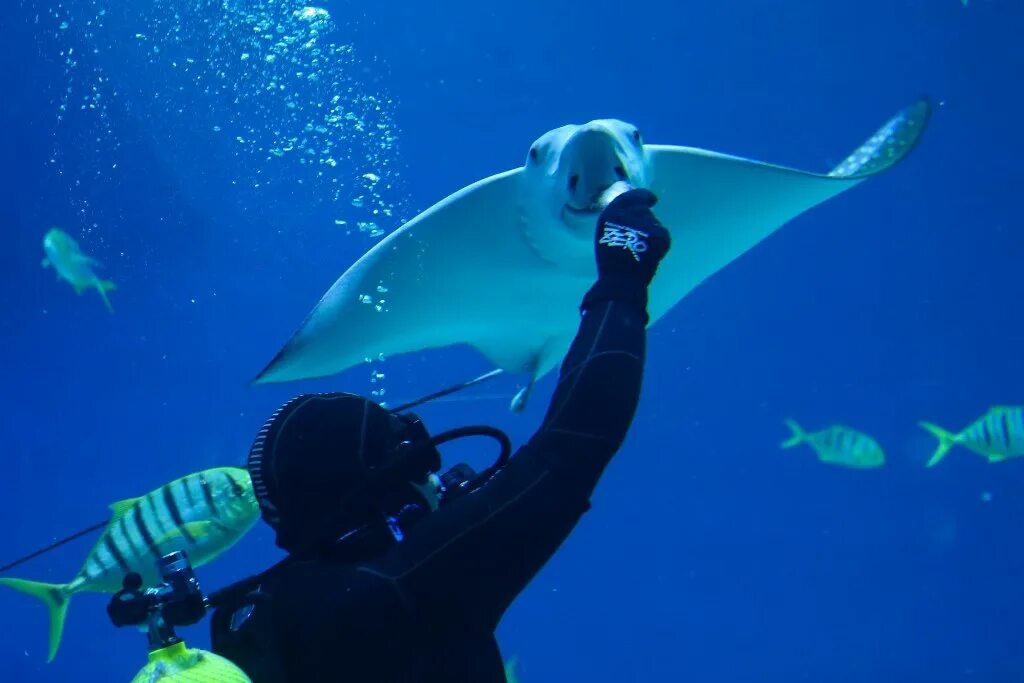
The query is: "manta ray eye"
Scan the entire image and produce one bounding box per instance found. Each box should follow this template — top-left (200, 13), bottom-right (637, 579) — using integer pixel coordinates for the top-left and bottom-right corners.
top-left (568, 174), bottom-right (579, 192)
top-left (614, 166), bottom-right (628, 180)
top-left (632, 129), bottom-right (642, 143)
top-left (529, 147), bottom-right (539, 162)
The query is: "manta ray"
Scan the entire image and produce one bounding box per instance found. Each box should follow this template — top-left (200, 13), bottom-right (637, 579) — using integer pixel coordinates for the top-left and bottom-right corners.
top-left (255, 99), bottom-right (931, 409)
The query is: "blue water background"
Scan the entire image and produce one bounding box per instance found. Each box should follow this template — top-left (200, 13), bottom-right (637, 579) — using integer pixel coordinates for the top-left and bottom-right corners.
top-left (2, 0), bottom-right (1022, 681)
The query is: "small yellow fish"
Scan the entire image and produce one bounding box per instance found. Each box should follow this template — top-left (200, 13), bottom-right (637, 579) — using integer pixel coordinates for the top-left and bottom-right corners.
top-left (919, 406), bottom-right (1024, 467)
top-left (0, 467), bottom-right (259, 662)
top-left (41, 227), bottom-right (117, 313)
top-left (780, 419), bottom-right (885, 469)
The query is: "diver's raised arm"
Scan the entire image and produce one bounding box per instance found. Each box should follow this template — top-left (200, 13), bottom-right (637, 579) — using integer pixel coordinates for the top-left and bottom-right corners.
top-left (528, 187), bottom-right (671, 481)
top-left (379, 189), bottom-right (671, 626)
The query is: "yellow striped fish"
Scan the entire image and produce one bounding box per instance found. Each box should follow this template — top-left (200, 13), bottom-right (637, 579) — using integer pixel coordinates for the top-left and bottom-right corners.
top-left (780, 419), bottom-right (885, 469)
top-left (41, 228), bottom-right (117, 313)
top-left (0, 467), bottom-right (259, 662)
top-left (919, 406), bottom-right (1024, 467)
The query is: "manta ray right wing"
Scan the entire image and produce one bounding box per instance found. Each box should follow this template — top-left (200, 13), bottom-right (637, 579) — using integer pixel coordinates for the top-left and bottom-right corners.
top-left (642, 98), bottom-right (931, 324)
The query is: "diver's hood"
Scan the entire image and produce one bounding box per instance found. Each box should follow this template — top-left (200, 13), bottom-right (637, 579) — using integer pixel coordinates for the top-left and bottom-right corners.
top-left (248, 393), bottom-right (439, 553)
top-left (248, 384), bottom-right (511, 556)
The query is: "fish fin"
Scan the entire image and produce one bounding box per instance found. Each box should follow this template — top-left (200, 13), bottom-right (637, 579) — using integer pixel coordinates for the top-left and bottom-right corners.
top-left (96, 279), bottom-right (116, 314)
top-left (780, 419), bottom-right (807, 449)
top-left (74, 254), bottom-right (102, 268)
top-left (109, 497), bottom-right (139, 519)
top-left (157, 521), bottom-right (217, 546)
top-left (183, 521), bottom-right (218, 537)
top-left (987, 452), bottom-right (1008, 463)
top-left (918, 422), bottom-right (958, 467)
top-left (0, 578), bottom-right (71, 662)
top-left (504, 655), bottom-right (520, 683)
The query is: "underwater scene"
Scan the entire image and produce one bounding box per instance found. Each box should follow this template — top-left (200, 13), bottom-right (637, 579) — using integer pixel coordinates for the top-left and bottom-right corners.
top-left (1, 0), bottom-right (1022, 681)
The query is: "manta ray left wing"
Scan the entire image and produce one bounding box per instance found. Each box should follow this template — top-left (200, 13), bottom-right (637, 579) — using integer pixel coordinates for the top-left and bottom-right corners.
top-left (255, 168), bottom-right (577, 385)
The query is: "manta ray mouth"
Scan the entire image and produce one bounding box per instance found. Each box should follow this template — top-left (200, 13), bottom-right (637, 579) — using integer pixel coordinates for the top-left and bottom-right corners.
top-left (563, 203), bottom-right (601, 217)
top-left (563, 177), bottom-right (633, 220)
top-left (563, 186), bottom-right (614, 218)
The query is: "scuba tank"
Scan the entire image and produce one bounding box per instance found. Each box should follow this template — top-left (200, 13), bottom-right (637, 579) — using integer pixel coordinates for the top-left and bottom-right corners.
top-left (108, 551), bottom-right (252, 682)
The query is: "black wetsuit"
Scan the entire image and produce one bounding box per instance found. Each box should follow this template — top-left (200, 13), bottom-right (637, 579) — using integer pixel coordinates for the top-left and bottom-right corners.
top-left (211, 296), bottom-right (648, 682)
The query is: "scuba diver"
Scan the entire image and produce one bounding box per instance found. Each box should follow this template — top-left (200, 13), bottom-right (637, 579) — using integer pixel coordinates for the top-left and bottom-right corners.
top-left (208, 187), bottom-right (672, 681)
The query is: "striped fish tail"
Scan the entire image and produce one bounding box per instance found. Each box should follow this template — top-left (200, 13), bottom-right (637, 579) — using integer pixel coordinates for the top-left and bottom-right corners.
top-left (918, 422), bottom-right (958, 467)
top-left (0, 577), bottom-right (71, 662)
top-left (780, 419), bottom-right (807, 449)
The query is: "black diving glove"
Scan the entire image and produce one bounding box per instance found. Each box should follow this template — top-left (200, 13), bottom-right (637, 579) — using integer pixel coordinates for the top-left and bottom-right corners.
top-left (581, 188), bottom-right (671, 319)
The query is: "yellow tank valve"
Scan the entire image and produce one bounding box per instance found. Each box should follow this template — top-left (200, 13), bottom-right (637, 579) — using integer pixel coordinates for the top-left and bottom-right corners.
top-left (130, 641), bottom-right (252, 683)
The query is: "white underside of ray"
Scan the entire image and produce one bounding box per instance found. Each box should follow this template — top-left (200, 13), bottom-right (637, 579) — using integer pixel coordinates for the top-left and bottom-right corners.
top-left (644, 146), bottom-right (863, 325)
top-left (257, 168), bottom-right (582, 383)
top-left (256, 100), bottom-right (930, 398)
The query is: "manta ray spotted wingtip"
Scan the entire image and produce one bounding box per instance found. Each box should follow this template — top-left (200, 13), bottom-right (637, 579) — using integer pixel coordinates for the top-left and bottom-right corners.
top-left (826, 96), bottom-right (932, 179)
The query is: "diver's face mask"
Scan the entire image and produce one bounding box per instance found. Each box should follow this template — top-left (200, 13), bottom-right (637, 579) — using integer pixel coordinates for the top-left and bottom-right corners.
top-left (325, 412), bottom-right (511, 548)
top-left (380, 412), bottom-right (511, 511)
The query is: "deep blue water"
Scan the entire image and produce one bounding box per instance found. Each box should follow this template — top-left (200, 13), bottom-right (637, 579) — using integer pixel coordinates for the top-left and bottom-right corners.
top-left (2, 1), bottom-right (1022, 681)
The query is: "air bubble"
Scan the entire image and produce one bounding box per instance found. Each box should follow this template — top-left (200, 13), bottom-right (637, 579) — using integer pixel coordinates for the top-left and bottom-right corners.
top-left (44, 0), bottom-right (408, 240)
